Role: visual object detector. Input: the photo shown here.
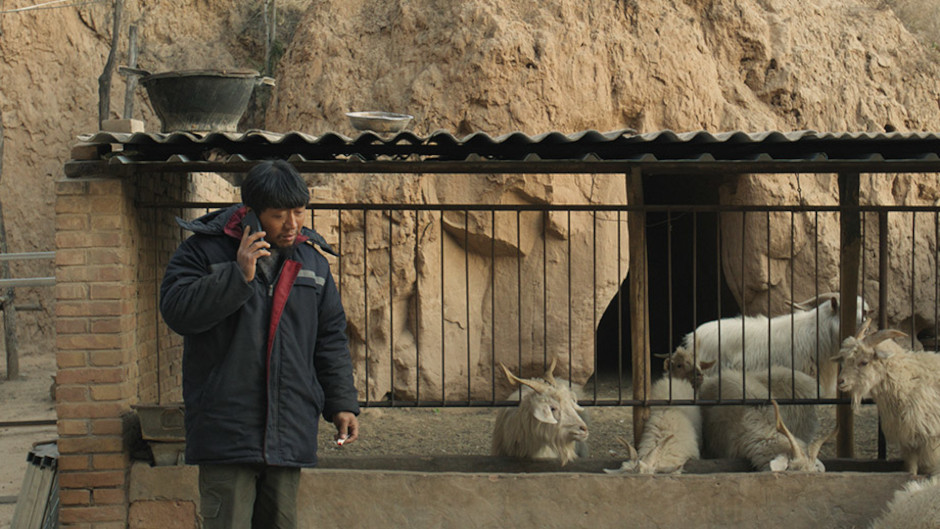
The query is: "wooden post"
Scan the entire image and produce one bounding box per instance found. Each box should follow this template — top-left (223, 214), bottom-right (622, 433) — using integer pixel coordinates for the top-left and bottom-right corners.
top-left (877, 211), bottom-right (889, 459)
top-left (98, 0), bottom-right (123, 128)
top-left (837, 172), bottom-right (861, 457)
top-left (0, 49), bottom-right (17, 380)
top-left (263, 0), bottom-right (278, 76)
top-left (122, 24), bottom-right (138, 120)
top-left (627, 168), bottom-right (651, 446)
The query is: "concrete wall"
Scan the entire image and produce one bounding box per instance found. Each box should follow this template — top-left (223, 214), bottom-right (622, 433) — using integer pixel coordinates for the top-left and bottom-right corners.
top-left (128, 460), bottom-right (913, 529)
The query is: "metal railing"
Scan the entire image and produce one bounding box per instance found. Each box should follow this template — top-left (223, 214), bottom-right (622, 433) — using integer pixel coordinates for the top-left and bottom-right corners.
top-left (1, 251), bottom-right (54, 381)
top-left (150, 200), bottom-right (940, 459)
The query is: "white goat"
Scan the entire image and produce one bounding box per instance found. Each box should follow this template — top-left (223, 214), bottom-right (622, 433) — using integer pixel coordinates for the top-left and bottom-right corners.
top-left (869, 475), bottom-right (940, 529)
top-left (655, 350), bottom-right (714, 390)
top-left (669, 293), bottom-right (869, 397)
top-left (700, 368), bottom-right (836, 471)
top-left (491, 359), bottom-right (589, 466)
top-left (833, 321), bottom-right (940, 475)
top-left (605, 377), bottom-right (702, 474)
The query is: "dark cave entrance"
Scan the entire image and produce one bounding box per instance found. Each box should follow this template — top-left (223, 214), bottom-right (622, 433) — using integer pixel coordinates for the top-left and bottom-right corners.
top-left (594, 174), bottom-right (741, 380)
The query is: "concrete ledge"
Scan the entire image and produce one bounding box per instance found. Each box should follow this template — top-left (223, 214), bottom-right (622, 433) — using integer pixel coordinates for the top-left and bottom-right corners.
top-left (315, 455), bottom-right (906, 474)
top-left (130, 458), bottom-right (913, 529)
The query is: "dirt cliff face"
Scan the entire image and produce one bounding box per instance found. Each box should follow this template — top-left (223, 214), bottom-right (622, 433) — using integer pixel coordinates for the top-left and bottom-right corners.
top-left (269, 0), bottom-right (939, 135)
top-left (1, 0), bottom-right (938, 379)
top-left (0, 0), bottom-right (309, 356)
top-left (264, 0), bottom-right (940, 395)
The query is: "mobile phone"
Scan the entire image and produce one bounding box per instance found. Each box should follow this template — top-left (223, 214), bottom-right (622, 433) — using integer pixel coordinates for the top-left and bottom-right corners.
top-left (242, 210), bottom-right (263, 234)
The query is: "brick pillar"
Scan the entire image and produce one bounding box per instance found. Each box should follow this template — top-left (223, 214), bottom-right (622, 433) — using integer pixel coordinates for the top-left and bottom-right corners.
top-left (55, 177), bottom-right (138, 529)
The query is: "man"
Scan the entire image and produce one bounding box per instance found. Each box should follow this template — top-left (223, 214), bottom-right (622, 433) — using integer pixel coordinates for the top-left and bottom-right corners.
top-left (160, 160), bottom-right (359, 529)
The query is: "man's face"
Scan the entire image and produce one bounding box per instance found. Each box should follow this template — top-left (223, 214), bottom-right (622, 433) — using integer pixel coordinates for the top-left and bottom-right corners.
top-left (257, 207), bottom-right (307, 248)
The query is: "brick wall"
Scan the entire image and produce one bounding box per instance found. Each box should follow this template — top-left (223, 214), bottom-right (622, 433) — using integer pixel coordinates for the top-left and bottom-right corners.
top-left (55, 176), bottom-right (139, 528)
top-left (54, 171), bottom-right (237, 528)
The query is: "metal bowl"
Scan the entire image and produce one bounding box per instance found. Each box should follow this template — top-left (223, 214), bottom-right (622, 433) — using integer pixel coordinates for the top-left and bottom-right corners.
top-left (346, 111), bottom-right (414, 133)
top-left (140, 69), bottom-right (275, 132)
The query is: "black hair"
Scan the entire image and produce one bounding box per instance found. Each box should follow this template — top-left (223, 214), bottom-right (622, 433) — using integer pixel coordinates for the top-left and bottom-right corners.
top-left (240, 160), bottom-right (310, 212)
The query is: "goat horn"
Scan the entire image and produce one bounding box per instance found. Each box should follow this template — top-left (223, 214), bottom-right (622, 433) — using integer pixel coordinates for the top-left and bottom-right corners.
top-left (864, 328), bottom-right (907, 348)
top-left (644, 434), bottom-right (675, 466)
top-left (808, 426), bottom-right (839, 461)
top-left (855, 318), bottom-right (873, 340)
top-left (772, 400), bottom-right (806, 461)
top-left (786, 299), bottom-right (811, 311)
top-left (543, 357), bottom-right (558, 386)
top-left (792, 292), bottom-right (840, 310)
top-left (653, 352), bottom-right (671, 359)
top-left (499, 362), bottom-right (551, 393)
top-left (616, 436), bottom-right (639, 461)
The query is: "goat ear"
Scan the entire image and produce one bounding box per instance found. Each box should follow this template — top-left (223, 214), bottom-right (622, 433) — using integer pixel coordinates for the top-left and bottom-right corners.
top-left (532, 402), bottom-right (559, 425)
top-left (769, 454), bottom-right (789, 472)
top-left (699, 360), bottom-right (716, 370)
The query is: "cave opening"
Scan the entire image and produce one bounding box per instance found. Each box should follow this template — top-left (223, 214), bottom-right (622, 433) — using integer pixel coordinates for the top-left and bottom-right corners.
top-left (594, 174), bottom-right (740, 382)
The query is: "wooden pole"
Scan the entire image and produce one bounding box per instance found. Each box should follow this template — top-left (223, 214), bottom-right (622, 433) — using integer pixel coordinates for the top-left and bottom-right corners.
top-left (98, 0), bottom-right (123, 128)
top-left (263, 0), bottom-right (277, 76)
top-left (122, 24), bottom-right (138, 120)
top-left (837, 172), bottom-right (861, 457)
top-left (627, 168), bottom-right (651, 446)
top-left (0, 12), bottom-right (18, 380)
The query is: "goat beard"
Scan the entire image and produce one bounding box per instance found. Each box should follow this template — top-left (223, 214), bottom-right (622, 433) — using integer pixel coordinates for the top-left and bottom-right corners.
top-left (850, 392), bottom-right (863, 412)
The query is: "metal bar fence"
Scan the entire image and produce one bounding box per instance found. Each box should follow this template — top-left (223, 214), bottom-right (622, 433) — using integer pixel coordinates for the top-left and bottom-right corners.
top-left (150, 201), bottom-right (940, 458)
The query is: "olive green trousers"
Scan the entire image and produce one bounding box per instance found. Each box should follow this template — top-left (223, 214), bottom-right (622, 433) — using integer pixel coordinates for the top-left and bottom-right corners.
top-left (198, 463), bottom-right (301, 529)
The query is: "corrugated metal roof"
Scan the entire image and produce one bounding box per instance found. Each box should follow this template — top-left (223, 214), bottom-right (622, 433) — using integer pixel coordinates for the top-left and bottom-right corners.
top-left (65, 129), bottom-right (940, 177)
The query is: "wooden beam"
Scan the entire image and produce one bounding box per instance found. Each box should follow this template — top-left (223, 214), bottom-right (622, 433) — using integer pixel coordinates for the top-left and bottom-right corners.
top-left (627, 168), bottom-right (651, 446)
top-left (837, 172), bottom-right (861, 457)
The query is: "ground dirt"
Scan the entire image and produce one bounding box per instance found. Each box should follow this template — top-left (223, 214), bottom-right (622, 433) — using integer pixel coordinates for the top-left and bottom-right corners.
top-left (0, 352), bottom-right (894, 529)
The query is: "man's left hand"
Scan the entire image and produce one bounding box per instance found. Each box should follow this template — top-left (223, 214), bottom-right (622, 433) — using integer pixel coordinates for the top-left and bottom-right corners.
top-left (332, 411), bottom-right (359, 446)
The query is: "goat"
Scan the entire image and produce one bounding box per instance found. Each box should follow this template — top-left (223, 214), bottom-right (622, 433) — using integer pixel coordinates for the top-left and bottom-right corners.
top-left (832, 321), bottom-right (940, 475)
top-left (869, 475), bottom-right (940, 529)
top-left (667, 293), bottom-right (869, 397)
top-left (491, 359), bottom-right (589, 466)
top-left (699, 368), bottom-right (836, 471)
top-left (655, 348), bottom-right (714, 389)
top-left (605, 376), bottom-right (702, 474)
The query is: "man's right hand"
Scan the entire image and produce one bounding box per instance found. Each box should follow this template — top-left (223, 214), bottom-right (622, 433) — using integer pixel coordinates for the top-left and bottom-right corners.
top-left (237, 225), bottom-right (270, 282)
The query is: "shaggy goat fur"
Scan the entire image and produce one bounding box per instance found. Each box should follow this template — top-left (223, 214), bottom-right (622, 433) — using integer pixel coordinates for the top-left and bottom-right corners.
top-left (699, 368), bottom-right (835, 471)
top-left (491, 360), bottom-right (588, 466)
top-left (869, 475), bottom-right (940, 529)
top-left (606, 376), bottom-right (702, 474)
top-left (834, 322), bottom-right (940, 475)
top-left (670, 293), bottom-right (868, 397)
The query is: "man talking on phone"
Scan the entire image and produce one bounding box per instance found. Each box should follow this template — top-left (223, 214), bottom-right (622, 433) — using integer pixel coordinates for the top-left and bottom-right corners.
top-left (160, 160), bottom-right (359, 529)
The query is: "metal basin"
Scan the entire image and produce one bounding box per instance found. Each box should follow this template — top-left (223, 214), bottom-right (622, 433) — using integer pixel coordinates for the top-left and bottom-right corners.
top-left (346, 111), bottom-right (414, 133)
top-left (140, 69), bottom-right (274, 133)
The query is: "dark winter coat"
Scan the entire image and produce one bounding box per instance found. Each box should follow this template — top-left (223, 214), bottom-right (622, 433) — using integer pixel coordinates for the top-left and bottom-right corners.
top-left (159, 204), bottom-right (359, 467)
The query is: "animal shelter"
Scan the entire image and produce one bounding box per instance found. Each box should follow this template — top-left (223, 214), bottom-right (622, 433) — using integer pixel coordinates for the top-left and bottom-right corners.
top-left (56, 128), bottom-right (940, 527)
